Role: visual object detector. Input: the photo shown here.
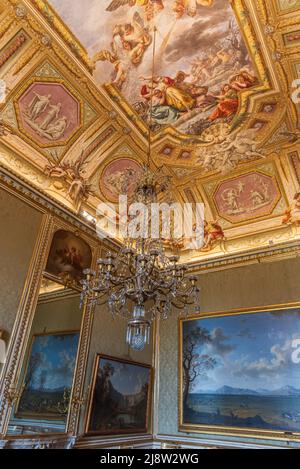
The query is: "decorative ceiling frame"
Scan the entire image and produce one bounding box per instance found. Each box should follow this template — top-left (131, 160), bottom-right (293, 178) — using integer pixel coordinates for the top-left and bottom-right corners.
top-left (0, 0), bottom-right (300, 265)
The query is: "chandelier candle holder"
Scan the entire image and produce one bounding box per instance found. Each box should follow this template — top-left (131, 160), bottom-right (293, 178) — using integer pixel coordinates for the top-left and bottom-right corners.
top-left (80, 27), bottom-right (200, 351)
top-left (80, 169), bottom-right (200, 351)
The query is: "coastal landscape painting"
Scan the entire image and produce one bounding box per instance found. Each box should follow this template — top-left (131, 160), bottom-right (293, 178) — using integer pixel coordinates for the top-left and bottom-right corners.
top-left (16, 331), bottom-right (80, 420)
top-left (180, 306), bottom-right (300, 437)
top-left (86, 355), bottom-right (151, 435)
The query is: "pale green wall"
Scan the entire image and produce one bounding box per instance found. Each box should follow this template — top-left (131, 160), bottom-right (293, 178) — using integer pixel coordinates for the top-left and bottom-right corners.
top-left (0, 188), bottom-right (42, 335)
top-left (157, 257), bottom-right (300, 448)
top-left (0, 188), bottom-right (42, 377)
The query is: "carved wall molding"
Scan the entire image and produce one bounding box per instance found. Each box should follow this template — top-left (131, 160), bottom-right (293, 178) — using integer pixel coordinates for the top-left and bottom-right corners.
top-left (0, 212), bottom-right (53, 436)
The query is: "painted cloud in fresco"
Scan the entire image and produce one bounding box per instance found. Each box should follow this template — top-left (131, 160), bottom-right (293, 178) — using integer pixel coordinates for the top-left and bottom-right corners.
top-left (49, 0), bottom-right (258, 136)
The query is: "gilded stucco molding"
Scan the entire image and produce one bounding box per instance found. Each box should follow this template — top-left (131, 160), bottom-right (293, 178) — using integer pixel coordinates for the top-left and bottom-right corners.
top-left (0, 212), bottom-right (53, 436)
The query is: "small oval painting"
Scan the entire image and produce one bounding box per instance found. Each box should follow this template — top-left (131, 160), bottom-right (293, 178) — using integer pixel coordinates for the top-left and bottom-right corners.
top-left (100, 158), bottom-right (142, 203)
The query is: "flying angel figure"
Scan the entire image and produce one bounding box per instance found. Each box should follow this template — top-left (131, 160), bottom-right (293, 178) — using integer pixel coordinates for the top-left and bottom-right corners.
top-left (106, 0), bottom-right (164, 21)
top-left (173, 0), bottom-right (214, 19)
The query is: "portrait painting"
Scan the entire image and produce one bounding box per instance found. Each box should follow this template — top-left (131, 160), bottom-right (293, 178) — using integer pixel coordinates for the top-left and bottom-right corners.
top-left (48, 0), bottom-right (259, 137)
top-left (86, 355), bottom-right (151, 435)
top-left (16, 331), bottom-right (80, 419)
top-left (45, 230), bottom-right (92, 284)
top-left (179, 305), bottom-right (300, 438)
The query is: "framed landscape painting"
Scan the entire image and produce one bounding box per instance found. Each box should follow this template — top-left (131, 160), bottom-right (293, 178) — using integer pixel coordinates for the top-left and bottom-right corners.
top-left (179, 304), bottom-right (300, 439)
top-left (16, 331), bottom-right (80, 420)
top-left (85, 355), bottom-right (152, 435)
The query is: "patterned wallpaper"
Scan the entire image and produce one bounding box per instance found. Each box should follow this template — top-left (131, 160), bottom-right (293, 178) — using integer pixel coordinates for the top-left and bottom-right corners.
top-left (0, 188), bottom-right (42, 336)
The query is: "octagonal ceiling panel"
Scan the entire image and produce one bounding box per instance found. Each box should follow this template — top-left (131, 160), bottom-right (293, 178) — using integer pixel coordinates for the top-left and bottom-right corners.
top-left (213, 171), bottom-right (281, 224)
top-left (15, 81), bottom-right (81, 147)
top-left (100, 158), bottom-right (143, 203)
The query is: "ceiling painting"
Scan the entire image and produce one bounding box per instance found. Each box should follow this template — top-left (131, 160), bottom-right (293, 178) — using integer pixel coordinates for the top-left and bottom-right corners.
top-left (46, 0), bottom-right (267, 141)
top-left (1, 0), bottom-right (300, 266)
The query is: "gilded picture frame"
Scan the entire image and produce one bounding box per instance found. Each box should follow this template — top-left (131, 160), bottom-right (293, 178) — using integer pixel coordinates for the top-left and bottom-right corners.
top-left (179, 303), bottom-right (300, 441)
top-left (85, 354), bottom-right (152, 436)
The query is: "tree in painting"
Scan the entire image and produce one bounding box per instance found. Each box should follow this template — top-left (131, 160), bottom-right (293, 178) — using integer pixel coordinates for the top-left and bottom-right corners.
top-left (88, 357), bottom-right (150, 434)
top-left (181, 310), bottom-right (300, 434)
top-left (17, 333), bottom-right (79, 419)
top-left (183, 326), bottom-right (217, 408)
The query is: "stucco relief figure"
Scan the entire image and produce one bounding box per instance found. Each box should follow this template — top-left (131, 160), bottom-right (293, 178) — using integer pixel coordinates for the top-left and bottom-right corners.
top-left (40, 103), bottom-right (62, 130)
top-left (44, 152), bottom-right (92, 206)
top-left (221, 183), bottom-right (244, 214)
top-left (24, 94), bottom-right (69, 142)
top-left (104, 167), bottom-right (138, 197)
top-left (283, 193), bottom-right (300, 226)
top-left (27, 92), bottom-right (51, 120)
top-left (249, 180), bottom-right (270, 209)
top-left (196, 129), bottom-right (265, 173)
top-left (46, 116), bottom-right (68, 140)
top-left (220, 176), bottom-right (272, 217)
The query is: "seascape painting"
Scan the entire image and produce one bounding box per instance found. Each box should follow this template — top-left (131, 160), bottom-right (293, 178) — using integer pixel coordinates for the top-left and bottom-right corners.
top-left (180, 308), bottom-right (300, 436)
top-left (17, 332), bottom-right (80, 419)
top-left (86, 355), bottom-right (151, 435)
top-left (49, 0), bottom-right (258, 136)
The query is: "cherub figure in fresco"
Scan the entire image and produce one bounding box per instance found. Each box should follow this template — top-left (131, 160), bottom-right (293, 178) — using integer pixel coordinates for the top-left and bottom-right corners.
top-left (92, 12), bottom-right (151, 81)
top-left (112, 12), bottom-right (151, 65)
top-left (201, 220), bottom-right (225, 252)
top-left (172, 0), bottom-right (214, 19)
top-left (229, 70), bottom-right (257, 91)
top-left (283, 193), bottom-right (300, 226)
top-left (92, 50), bottom-right (128, 89)
top-left (106, 0), bottom-right (164, 22)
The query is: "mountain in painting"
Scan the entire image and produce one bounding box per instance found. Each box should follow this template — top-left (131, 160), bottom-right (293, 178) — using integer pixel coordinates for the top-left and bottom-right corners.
top-left (195, 385), bottom-right (300, 396)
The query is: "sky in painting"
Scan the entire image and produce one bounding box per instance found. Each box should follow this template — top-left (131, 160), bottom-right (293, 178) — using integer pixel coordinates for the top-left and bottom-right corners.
top-left (48, 0), bottom-right (254, 91)
top-left (183, 309), bottom-right (300, 393)
top-left (100, 359), bottom-right (149, 396)
top-left (27, 333), bottom-right (79, 391)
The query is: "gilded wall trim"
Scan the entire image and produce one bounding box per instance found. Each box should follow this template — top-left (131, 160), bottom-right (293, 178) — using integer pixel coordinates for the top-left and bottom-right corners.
top-left (0, 212), bottom-right (53, 436)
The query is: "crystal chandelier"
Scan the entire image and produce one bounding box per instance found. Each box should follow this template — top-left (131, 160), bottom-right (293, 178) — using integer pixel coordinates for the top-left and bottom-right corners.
top-left (80, 28), bottom-right (200, 351)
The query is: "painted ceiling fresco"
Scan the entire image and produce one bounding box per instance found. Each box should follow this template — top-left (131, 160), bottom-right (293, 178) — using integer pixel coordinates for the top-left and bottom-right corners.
top-left (49, 0), bottom-right (258, 138)
top-left (1, 0), bottom-right (300, 266)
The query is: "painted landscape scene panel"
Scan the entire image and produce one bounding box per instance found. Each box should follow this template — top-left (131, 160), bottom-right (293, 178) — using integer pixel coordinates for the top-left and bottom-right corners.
top-left (181, 308), bottom-right (300, 433)
top-left (87, 356), bottom-right (151, 434)
top-left (17, 332), bottom-right (80, 419)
